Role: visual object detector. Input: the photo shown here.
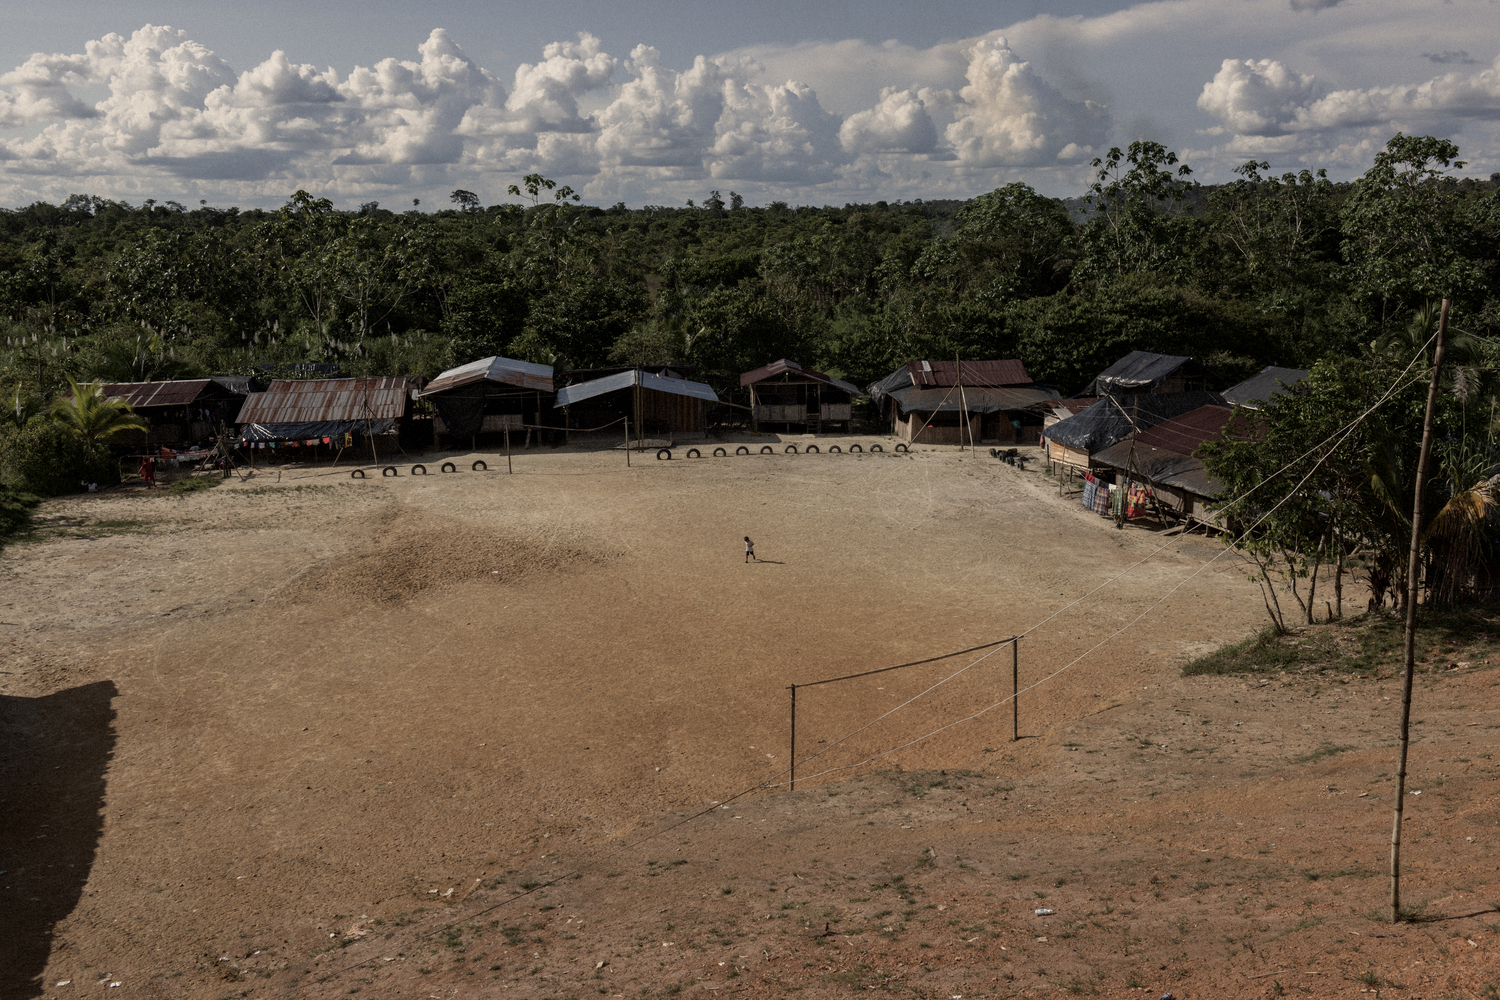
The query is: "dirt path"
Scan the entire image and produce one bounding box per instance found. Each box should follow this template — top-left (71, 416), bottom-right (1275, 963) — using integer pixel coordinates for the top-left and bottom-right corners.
top-left (2, 443), bottom-right (1495, 999)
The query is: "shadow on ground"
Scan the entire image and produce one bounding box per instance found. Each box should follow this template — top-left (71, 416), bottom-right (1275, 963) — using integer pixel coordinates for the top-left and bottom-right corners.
top-left (0, 680), bottom-right (117, 999)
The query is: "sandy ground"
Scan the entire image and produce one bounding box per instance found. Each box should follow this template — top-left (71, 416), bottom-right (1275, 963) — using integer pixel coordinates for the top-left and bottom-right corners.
top-left (2, 437), bottom-right (1497, 1000)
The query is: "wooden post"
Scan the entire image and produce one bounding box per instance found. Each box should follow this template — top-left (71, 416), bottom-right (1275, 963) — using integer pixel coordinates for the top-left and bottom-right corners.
top-left (1392, 298), bottom-right (1447, 922)
top-left (624, 417), bottom-right (631, 467)
top-left (1012, 637), bottom-right (1019, 742)
top-left (506, 427), bottom-right (513, 474)
top-left (789, 684), bottom-right (797, 792)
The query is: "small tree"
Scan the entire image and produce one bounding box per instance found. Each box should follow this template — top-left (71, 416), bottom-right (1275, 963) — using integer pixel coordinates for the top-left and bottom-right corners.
top-left (50, 377), bottom-right (148, 455)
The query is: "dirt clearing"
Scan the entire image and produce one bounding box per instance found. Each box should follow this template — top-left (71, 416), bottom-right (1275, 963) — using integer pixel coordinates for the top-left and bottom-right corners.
top-left (2, 443), bottom-right (1497, 999)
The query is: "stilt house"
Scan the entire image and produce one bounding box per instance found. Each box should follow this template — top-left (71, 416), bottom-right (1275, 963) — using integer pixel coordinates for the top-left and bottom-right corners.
top-left (555, 368), bottom-right (718, 441)
top-left (740, 359), bottom-right (861, 433)
top-left (417, 356), bottom-right (554, 447)
top-left (866, 359), bottom-right (1056, 444)
top-left (98, 379), bottom-right (242, 447)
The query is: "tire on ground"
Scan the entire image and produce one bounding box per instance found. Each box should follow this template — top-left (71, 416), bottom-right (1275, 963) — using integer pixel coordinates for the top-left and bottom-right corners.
top-left (350, 469), bottom-right (366, 479)
top-left (440, 461), bottom-right (457, 473)
top-left (382, 466), bottom-right (398, 477)
top-left (411, 464), bottom-right (427, 475)
top-left (895, 443), bottom-right (909, 452)
top-left (829, 445), bottom-right (842, 454)
top-left (760, 445), bottom-right (774, 454)
top-left (656, 448), bottom-right (672, 460)
top-left (472, 460), bottom-right (487, 471)
top-left (736, 446), bottom-right (750, 456)
top-left (714, 447), bottom-right (728, 457)
top-left (687, 448), bottom-right (701, 458)
top-left (806, 444), bottom-right (819, 454)
top-left (785, 444), bottom-right (798, 454)
top-left (870, 444), bottom-right (883, 452)
top-left (849, 443), bottom-right (863, 453)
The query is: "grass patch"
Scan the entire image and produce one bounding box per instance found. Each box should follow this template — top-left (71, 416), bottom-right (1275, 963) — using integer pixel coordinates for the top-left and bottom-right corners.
top-left (1293, 742), bottom-right (1358, 765)
top-left (1182, 609), bottom-right (1500, 678)
top-left (168, 475), bottom-right (223, 495)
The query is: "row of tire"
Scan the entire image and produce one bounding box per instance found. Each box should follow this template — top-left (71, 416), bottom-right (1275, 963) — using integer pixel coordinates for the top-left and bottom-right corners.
top-left (657, 442), bottom-right (910, 460)
top-left (351, 460), bottom-right (490, 478)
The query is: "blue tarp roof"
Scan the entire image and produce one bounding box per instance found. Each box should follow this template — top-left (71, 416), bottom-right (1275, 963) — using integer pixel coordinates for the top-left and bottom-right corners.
top-left (1087, 351), bottom-right (1217, 395)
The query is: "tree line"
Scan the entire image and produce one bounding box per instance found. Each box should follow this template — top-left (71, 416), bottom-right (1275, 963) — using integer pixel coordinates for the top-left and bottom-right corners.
top-left (3, 134), bottom-right (1500, 542)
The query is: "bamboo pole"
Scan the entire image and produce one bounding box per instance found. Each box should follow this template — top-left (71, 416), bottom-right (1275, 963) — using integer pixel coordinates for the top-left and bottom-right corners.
top-left (1391, 297), bottom-right (1448, 923)
top-left (624, 416), bottom-right (631, 467)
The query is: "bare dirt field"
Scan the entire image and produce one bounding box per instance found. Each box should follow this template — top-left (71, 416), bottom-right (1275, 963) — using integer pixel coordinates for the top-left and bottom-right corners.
top-left (2, 439), bottom-right (1497, 1000)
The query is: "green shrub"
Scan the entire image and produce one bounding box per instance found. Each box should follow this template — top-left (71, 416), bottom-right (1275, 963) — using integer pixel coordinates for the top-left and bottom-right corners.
top-left (0, 483), bottom-right (41, 544)
top-left (0, 419), bottom-right (120, 496)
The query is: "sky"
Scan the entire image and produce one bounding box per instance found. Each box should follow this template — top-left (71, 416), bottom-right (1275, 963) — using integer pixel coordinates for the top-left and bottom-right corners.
top-left (1, 0), bottom-right (1497, 210)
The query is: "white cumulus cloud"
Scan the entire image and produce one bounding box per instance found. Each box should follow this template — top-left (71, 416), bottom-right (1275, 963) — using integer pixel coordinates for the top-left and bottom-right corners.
top-left (1197, 59), bottom-right (1319, 136)
top-left (944, 36), bottom-right (1107, 167)
top-left (839, 87), bottom-right (938, 154)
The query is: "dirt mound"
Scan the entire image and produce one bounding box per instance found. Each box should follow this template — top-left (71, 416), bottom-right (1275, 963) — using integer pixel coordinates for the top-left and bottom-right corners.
top-left (284, 504), bottom-right (611, 604)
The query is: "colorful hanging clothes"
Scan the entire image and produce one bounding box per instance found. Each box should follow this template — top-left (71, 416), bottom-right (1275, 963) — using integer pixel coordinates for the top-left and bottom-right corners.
top-left (1081, 473), bottom-right (1098, 511)
top-left (1092, 481), bottom-right (1111, 516)
top-left (1126, 483), bottom-right (1152, 518)
top-left (1109, 484), bottom-right (1126, 519)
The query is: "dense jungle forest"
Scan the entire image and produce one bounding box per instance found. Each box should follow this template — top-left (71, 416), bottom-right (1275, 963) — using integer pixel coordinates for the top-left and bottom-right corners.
top-left (2, 135), bottom-right (1495, 409)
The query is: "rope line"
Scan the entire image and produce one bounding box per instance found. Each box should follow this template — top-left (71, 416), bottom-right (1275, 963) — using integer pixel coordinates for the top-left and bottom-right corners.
top-left (790, 637), bottom-right (1015, 688)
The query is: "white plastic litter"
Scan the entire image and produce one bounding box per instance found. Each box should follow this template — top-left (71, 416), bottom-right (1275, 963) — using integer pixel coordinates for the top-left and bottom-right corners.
top-left (1034, 908), bottom-right (1054, 916)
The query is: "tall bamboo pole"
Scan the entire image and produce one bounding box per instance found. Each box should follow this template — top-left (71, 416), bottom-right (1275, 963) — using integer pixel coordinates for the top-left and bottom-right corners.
top-left (1391, 297), bottom-right (1448, 922)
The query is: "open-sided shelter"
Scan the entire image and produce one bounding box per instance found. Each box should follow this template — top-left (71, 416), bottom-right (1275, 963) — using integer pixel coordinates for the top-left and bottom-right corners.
top-left (740, 359), bottom-right (861, 433)
top-left (1088, 404), bottom-right (1233, 518)
top-left (554, 368), bottom-right (718, 440)
top-left (235, 377), bottom-right (418, 452)
top-left (417, 356), bottom-right (554, 446)
top-left (866, 359), bottom-right (1056, 444)
top-left (1087, 351), bottom-right (1217, 396)
top-left (99, 378), bottom-right (242, 446)
top-left (1223, 366), bottom-right (1310, 410)
top-left (1041, 390), bottom-right (1226, 474)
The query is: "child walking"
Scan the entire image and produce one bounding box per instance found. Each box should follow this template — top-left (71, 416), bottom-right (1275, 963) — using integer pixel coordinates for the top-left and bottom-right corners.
top-left (744, 536), bottom-right (756, 563)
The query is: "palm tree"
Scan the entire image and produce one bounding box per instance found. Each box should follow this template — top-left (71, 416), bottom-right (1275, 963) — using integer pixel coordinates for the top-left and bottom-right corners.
top-left (50, 377), bottom-right (148, 454)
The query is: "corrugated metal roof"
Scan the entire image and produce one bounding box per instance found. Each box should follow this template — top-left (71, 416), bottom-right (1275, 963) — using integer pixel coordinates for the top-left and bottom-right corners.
top-left (555, 369), bottom-right (720, 407)
top-left (1134, 404), bottom-right (1233, 455)
top-left (891, 384), bottom-right (1058, 414)
top-left (739, 358), bottom-right (862, 396)
top-left (234, 377), bottom-right (417, 425)
top-left (1090, 441), bottom-right (1221, 498)
top-left (100, 379), bottom-right (220, 408)
top-left (1222, 366), bottom-right (1310, 409)
top-left (1088, 351), bottom-right (1217, 395)
top-left (419, 356), bottom-right (555, 396)
top-left (908, 359), bottom-right (1032, 387)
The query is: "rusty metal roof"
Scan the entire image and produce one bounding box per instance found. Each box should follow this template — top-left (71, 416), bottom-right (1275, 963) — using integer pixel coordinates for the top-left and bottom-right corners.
top-left (739, 359), bottom-right (862, 396)
top-left (234, 377), bottom-right (417, 425)
top-left (419, 356), bottom-right (554, 396)
top-left (890, 384), bottom-right (1058, 414)
top-left (1134, 404), bottom-right (1233, 455)
top-left (907, 359), bottom-right (1032, 387)
top-left (100, 379), bottom-right (221, 408)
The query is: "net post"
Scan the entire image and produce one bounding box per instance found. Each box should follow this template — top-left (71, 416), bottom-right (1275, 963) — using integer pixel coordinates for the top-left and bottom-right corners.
top-left (789, 684), bottom-right (797, 792)
top-left (506, 427), bottom-right (513, 474)
top-left (1011, 637), bottom-right (1019, 742)
top-left (624, 417), bottom-right (630, 467)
